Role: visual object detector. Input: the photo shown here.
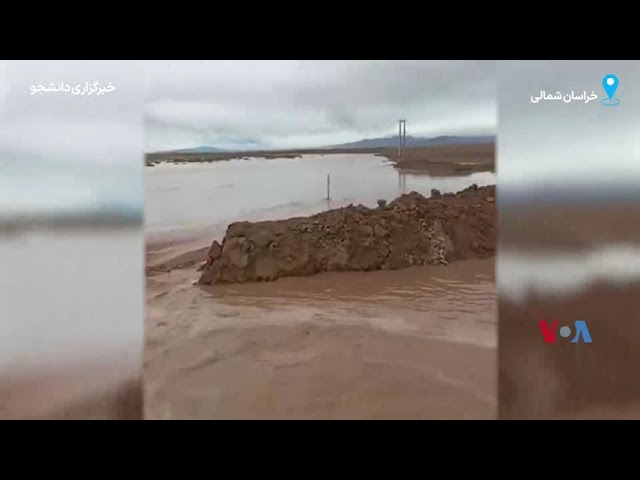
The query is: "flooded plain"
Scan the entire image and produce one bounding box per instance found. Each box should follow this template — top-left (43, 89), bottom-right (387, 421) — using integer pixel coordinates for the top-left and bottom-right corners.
top-left (144, 154), bottom-right (497, 419)
top-left (145, 154), bottom-right (496, 241)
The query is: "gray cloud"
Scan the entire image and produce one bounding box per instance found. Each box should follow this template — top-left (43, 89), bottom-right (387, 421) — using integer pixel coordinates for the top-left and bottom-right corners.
top-left (0, 60), bottom-right (143, 170)
top-left (144, 60), bottom-right (496, 151)
top-left (498, 60), bottom-right (640, 185)
top-left (0, 60), bottom-right (144, 215)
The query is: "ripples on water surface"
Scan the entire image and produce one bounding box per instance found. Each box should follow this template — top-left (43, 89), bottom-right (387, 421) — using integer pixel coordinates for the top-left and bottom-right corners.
top-left (146, 260), bottom-right (497, 419)
top-left (147, 259), bottom-right (496, 349)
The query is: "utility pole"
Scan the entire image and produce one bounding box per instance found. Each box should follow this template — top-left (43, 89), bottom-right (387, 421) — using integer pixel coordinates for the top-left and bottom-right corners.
top-left (398, 119), bottom-right (407, 158)
top-left (398, 119), bottom-right (402, 157)
top-left (402, 119), bottom-right (407, 151)
top-left (326, 173), bottom-right (330, 200)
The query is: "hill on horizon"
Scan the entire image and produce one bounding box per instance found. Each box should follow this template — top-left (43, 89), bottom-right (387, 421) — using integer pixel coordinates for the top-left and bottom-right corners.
top-left (176, 146), bottom-right (227, 153)
top-left (325, 134), bottom-right (495, 149)
top-left (149, 134), bottom-right (495, 155)
top-left (151, 146), bottom-right (227, 154)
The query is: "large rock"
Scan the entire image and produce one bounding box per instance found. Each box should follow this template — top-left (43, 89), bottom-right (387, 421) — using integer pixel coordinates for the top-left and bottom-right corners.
top-left (199, 185), bottom-right (496, 285)
top-left (198, 240), bottom-right (223, 271)
top-left (208, 240), bottom-right (222, 260)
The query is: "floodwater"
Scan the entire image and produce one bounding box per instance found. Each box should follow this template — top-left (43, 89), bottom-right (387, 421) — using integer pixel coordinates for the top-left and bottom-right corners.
top-left (497, 200), bottom-right (640, 419)
top-left (0, 227), bottom-right (143, 376)
top-left (145, 258), bottom-right (496, 419)
top-left (498, 245), bottom-right (640, 420)
top-left (498, 244), bottom-right (640, 300)
top-left (144, 154), bottom-right (496, 240)
top-left (144, 154), bottom-right (497, 419)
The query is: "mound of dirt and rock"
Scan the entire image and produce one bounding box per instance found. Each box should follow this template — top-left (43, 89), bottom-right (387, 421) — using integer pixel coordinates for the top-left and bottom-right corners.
top-left (197, 184), bottom-right (495, 286)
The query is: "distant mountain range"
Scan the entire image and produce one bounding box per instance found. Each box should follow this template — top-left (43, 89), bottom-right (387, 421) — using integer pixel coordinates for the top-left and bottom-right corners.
top-left (172, 146), bottom-right (227, 153)
top-left (324, 135), bottom-right (495, 149)
top-left (151, 135), bottom-right (495, 155)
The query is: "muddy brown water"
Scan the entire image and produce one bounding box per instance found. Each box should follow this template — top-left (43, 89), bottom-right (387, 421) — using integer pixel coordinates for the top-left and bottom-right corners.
top-left (0, 227), bottom-right (143, 419)
top-left (498, 244), bottom-right (640, 420)
top-left (145, 257), bottom-right (496, 419)
top-left (144, 155), bottom-right (497, 419)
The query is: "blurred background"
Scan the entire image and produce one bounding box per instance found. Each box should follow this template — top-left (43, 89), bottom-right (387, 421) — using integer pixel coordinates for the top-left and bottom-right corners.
top-left (497, 60), bottom-right (640, 419)
top-left (0, 60), bottom-right (144, 419)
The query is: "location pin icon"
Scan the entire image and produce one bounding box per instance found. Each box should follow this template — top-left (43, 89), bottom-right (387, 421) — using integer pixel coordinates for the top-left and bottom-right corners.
top-left (603, 74), bottom-right (619, 100)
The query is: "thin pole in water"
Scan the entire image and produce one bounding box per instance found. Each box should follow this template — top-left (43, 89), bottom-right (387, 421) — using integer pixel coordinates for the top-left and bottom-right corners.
top-left (326, 173), bottom-right (331, 200)
top-left (402, 119), bottom-right (407, 150)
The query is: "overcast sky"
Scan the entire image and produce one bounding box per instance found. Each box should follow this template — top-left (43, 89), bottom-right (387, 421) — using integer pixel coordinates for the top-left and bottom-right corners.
top-left (498, 60), bottom-right (640, 186)
top-left (0, 60), bottom-right (143, 216)
top-left (144, 60), bottom-right (496, 152)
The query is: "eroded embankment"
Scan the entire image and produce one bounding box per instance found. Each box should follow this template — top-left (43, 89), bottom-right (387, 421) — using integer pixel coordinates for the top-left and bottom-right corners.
top-left (198, 185), bottom-right (495, 286)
